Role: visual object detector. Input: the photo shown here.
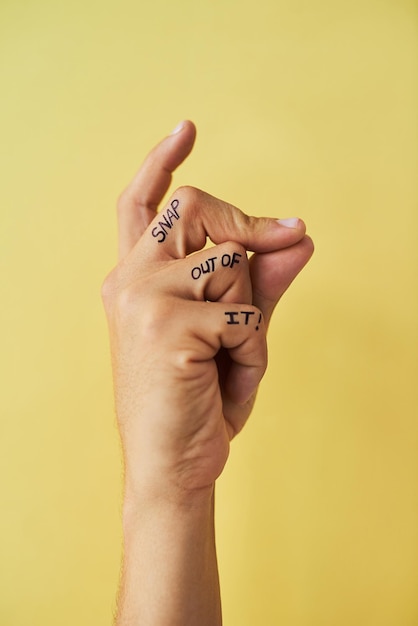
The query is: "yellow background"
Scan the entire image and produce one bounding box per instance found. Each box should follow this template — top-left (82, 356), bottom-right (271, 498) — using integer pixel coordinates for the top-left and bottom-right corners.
top-left (1, 1), bottom-right (417, 624)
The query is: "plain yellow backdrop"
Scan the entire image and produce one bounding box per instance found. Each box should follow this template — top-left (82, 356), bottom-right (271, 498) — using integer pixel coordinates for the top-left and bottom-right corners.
top-left (0, 1), bottom-right (417, 624)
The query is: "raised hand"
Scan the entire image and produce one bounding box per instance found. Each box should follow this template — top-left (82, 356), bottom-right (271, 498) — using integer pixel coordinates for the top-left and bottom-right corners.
top-left (102, 121), bottom-right (313, 626)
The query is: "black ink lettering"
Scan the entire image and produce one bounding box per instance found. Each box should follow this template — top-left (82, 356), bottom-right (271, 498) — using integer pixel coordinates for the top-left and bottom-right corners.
top-left (221, 253), bottom-right (231, 267)
top-left (225, 312), bottom-right (240, 325)
top-left (151, 226), bottom-right (166, 243)
top-left (208, 256), bottom-right (217, 272)
top-left (221, 252), bottom-right (242, 268)
top-left (152, 199), bottom-right (181, 243)
top-left (230, 252), bottom-right (242, 268)
top-left (191, 256), bottom-right (217, 280)
top-left (201, 260), bottom-right (211, 275)
top-left (241, 311), bottom-right (255, 325)
top-left (166, 208), bottom-right (177, 225)
top-left (170, 199), bottom-right (180, 217)
top-left (158, 213), bottom-right (172, 232)
top-left (255, 313), bottom-right (262, 331)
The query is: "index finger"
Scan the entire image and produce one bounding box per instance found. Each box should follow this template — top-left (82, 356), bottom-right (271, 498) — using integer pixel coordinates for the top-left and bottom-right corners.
top-left (116, 120), bottom-right (196, 260)
top-left (135, 186), bottom-right (307, 262)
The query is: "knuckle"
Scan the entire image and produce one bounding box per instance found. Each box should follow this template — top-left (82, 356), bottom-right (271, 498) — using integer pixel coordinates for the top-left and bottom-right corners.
top-left (173, 185), bottom-right (200, 208)
top-left (113, 285), bottom-right (139, 318)
top-left (125, 287), bottom-right (166, 319)
top-left (136, 296), bottom-right (173, 342)
top-left (223, 241), bottom-right (247, 258)
top-left (101, 262), bottom-right (173, 343)
top-left (238, 212), bottom-right (257, 231)
top-left (101, 269), bottom-right (142, 318)
top-left (170, 348), bottom-right (196, 372)
top-left (227, 208), bottom-right (258, 239)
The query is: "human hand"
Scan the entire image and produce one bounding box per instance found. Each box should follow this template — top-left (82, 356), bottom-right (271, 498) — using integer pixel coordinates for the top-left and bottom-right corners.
top-left (102, 121), bottom-right (314, 503)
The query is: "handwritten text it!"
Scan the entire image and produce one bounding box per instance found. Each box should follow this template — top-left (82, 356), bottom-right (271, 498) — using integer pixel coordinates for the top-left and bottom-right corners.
top-left (225, 311), bottom-right (262, 331)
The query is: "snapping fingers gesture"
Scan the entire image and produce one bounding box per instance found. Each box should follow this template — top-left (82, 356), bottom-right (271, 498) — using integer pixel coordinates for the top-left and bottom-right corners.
top-left (102, 121), bottom-right (314, 498)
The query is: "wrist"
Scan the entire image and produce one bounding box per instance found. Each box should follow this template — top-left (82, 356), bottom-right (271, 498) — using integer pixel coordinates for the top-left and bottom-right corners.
top-left (122, 480), bottom-right (215, 528)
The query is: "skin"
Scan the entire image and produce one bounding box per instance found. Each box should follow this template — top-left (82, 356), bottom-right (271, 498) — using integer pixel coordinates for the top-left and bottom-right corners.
top-left (102, 120), bottom-right (314, 625)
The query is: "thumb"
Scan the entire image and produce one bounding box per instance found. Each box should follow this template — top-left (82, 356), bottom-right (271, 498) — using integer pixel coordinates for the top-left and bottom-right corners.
top-left (250, 235), bottom-right (314, 328)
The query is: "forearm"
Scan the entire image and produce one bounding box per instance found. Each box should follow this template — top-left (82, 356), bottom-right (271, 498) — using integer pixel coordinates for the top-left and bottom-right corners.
top-left (115, 486), bottom-right (222, 626)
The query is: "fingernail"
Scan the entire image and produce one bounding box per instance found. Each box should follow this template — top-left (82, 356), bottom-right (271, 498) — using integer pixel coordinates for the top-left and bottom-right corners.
top-left (170, 120), bottom-right (185, 135)
top-left (277, 217), bottom-right (299, 228)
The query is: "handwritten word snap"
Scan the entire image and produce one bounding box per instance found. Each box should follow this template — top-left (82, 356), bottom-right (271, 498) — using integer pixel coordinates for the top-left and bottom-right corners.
top-left (191, 252), bottom-right (242, 280)
top-left (225, 311), bottom-right (262, 331)
top-left (152, 199), bottom-right (180, 243)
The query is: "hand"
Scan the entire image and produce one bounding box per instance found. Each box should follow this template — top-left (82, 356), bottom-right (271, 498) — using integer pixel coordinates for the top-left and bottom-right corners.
top-left (102, 121), bottom-right (314, 502)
